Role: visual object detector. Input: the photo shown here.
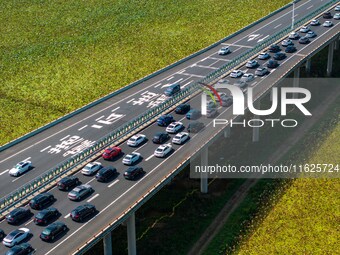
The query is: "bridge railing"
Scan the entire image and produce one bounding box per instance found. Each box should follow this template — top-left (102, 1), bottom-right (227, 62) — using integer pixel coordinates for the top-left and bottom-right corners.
top-left (0, 0), bottom-right (337, 217)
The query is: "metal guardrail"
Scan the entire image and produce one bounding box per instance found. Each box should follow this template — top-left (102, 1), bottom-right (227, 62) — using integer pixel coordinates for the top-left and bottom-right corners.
top-left (0, 0), bottom-right (300, 153)
top-left (0, 0), bottom-right (337, 217)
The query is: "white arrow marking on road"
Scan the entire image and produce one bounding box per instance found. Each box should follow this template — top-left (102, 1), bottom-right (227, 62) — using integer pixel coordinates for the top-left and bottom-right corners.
top-left (247, 34), bottom-right (261, 41)
top-left (258, 35), bottom-right (269, 42)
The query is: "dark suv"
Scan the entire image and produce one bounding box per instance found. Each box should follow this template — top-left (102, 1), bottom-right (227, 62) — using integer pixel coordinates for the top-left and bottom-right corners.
top-left (70, 204), bottom-right (96, 222)
top-left (124, 166), bottom-right (144, 180)
top-left (95, 166), bottom-right (117, 182)
top-left (34, 208), bottom-right (59, 225)
top-left (6, 208), bottom-right (31, 224)
top-left (323, 11), bottom-right (332, 19)
top-left (175, 103), bottom-right (190, 114)
top-left (269, 44), bottom-right (281, 53)
top-left (40, 222), bottom-right (67, 242)
top-left (57, 176), bottom-right (80, 191)
top-left (29, 193), bottom-right (55, 210)
top-left (164, 83), bottom-right (181, 96)
top-left (152, 132), bottom-right (170, 144)
top-left (157, 114), bottom-right (174, 126)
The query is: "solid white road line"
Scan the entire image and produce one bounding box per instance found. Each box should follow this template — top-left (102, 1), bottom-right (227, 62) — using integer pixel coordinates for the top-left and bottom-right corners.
top-left (95, 115), bottom-right (105, 121)
top-left (64, 214), bottom-right (70, 219)
top-left (23, 157), bottom-right (31, 162)
top-left (111, 107), bottom-right (120, 112)
top-left (182, 80), bottom-right (194, 88)
top-left (307, 5), bottom-right (314, 10)
top-left (85, 178), bottom-right (95, 185)
top-left (133, 143), bottom-right (148, 152)
top-left (12, 175), bottom-right (25, 182)
top-left (167, 76), bottom-right (174, 81)
top-left (126, 98), bottom-right (135, 103)
top-left (0, 169), bottom-right (9, 176)
top-left (60, 135), bottom-right (70, 141)
top-left (40, 146), bottom-right (51, 152)
top-left (108, 179), bottom-right (120, 188)
top-left (154, 84), bottom-right (162, 88)
top-left (91, 125), bottom-right (103, 129)
top-left (78, 125), bottom-right (88, 131)
top-left (25, 219), bottom-right (33, 226)
top-left (87, 194), bottom-right (99, 203)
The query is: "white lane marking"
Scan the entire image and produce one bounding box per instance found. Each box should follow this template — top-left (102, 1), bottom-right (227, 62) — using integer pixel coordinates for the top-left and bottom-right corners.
top-left (194, 65), bottom-right (218, 70)
top-left (133, 143), bottom-right (148, 152)
top-left (221, 43), bottom-right (253, 49)
top-left (200, 57), bottom-right (208, 62)
top-left (126, 98), bottom-right (135, 103)
top-left (307, 5), bottom-right (314, 10)
top-left (258, 35), bottom-right (269, 42)
top-left (64, 214), bottom-right (70, 219)
top-left (85, 178), bottom-right (95, 185)
top-left (145, 154), bottom-right (154, 161)
top-left (294, 14), bottom-right (298, 17)
top-left (60, 135), bottom-right (70, 141)
top-left (95, 115), bottom-right (105, 121)
top-left (0, 169), bottom-right (9, 176)
top-left (154, 84), bottom-right (162, 88)
top-left (111, 107), bottom-right (120, 112)
top-left (182, 80), bottom-right (194, 88)
top-left (174, 78), bottom-right (183, 83)
top-left (91, 125), bottom-right (103, 129)
top-left (141, 91), bottom-right (149, 95)
top-left (167, 76), bottom-right (174, 81)
top-left (87, 194), bottom-right (99, 203)
top-left (251, 81), bottom-right (258, 86)
top-left (25, 219), bottom-right (33, 226)
top-left (0, 0), bottom-right (314, 165)
top-left (40, 146), bottom-right (51, 152)
top-left (12, 175), bottom-right (25, 182)
top-left (108, 179), bottom-right (119, 188)
top-left (274, 24), bottom-right (282, 29)
top-left (23, 157), bottom-right (31, 162)
top-left (270, 69), bottom-right (277, 73)
top-left (78, 125), bottom-right (88, 131)
top-left (177, 69), bottom-right (186, 74)
top-left (182, 73), bottom-right (205, 78)
top-left (208, 57), bottom-right (231, 61)
top-left (0, 219), bottom-right (5, 224)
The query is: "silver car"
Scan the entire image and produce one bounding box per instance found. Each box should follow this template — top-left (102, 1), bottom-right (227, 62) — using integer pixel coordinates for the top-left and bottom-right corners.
top-left (229, 70), bottom-right (243, 78)
top-left (166, 122), bottom-right (184, 134)
top-left (255, 67), bottom-right (269, 76)
top-left (9, 161), bottom-right (32, 177)
top-left (2, 228), bottom-right (31, 247)
top-left (281, 39), bottom-right (294, 47)
top-left (246, 59), bottom-right (258, 68)
top-left (258, 52), bottom-right (270, 60)
top-left (127, 134), bottom-right (147, 147)
top-left (288, 31), bottom-right (300, 39)
top-left (323, 21), bottom-right (333, 27)
top-left (68, 184), bottom-right (93, 201)
top-left (299, 26), bottom-right (310, 33)
top-left (81, 162), bottom-right (102, 175)
top-left (218, 46), bottom-right (230, 55)
top-left (241, 73), bottom-right (255, 82)
top-left (122, 152), bottom-right (141, 165)
top-left (154, 144), bottom-right (172, 158)
top-left (172, 132), bottom-right (190, 145)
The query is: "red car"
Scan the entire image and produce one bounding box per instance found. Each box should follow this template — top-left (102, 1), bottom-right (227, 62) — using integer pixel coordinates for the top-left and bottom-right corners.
top-left (102, 146), bottom-right (122, 160)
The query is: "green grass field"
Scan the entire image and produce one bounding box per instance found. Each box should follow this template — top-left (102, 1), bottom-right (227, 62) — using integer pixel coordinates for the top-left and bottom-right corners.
top-left (0, 0), bottom-right (291, 145)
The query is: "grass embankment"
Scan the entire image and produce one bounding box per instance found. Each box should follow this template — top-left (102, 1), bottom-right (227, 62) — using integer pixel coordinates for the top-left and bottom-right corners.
top-left (203, 88), bottom-right (340, 254)
top-left (0, 0), bottom-right (291, 145)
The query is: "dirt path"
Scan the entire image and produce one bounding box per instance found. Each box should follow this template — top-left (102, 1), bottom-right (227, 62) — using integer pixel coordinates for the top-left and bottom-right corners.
top-left (188, 86), bottom-right (340, 255)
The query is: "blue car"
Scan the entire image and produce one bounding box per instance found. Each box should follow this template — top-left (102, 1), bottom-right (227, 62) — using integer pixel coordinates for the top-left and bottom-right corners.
top-left (157, 114), bottom-right (175, 126)
top-left (164, 83), bottom-right (180, 97)
top-left (186, 109), bottom-right (201, 120)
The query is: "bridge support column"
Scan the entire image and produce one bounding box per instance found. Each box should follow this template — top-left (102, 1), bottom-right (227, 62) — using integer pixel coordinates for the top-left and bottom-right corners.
top-left (305, 58), bottom-right (311, 74)
top-left (224, 126), bottom-right (231, 138)
top-left (327, 41), bottom-right (334, 76)
top-left (200, 146), bottom-right (208, 194)
top-left (252, 100), bottom-right (260, 142)
top-left (293, 67), bottom-right (300, 99)
top-left (127, 212), bottom-right (136, 255)
top-left (103, 233), bottom-right (112, 255)
top-left (334, 37), bottom-right (339, 50)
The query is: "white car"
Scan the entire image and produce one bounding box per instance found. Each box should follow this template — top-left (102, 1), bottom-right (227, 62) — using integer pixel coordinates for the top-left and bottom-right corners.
top-left (335, 5), bottom-right (340, 11)
top-left (299, 26), bottom-right (310, 33)
top-left (2, 228), bottom-right (31, 247)
top-left (288, 31), bottom-right (300, 39)
top-left (122, 152), bottom-right (141, 165)
top-left (245, 59), bottom-right (258, 68)
top-left (241, 73), bottom-right (255, 82)
top-left (172, 132), bottom-right (190, 145)
top-left (323, 21), bottom-right (333, 27)
top-left (258, 52), bottom-right (270, 60)
top-left (229, 70), bottom-right (243, 78)
top-left (166, 122), bottom-right (184, 134)
top-left (154, 144), bottom-right (172, 158)
top-left (217, 78), bottom-right (230, 84)
top-left (310, 19), bottom-right (320, 26)
top-left (127, 134), bottom-right (147, 147)
top-left (218, 46), bottom-right (230, 55)
top-left (81, 162), bottom-right (102, 175)
top-left (9, 161), bottom-right (32, 177)
top-left (281, 39), bottom-right (294, 47)
top-left (334, 13), bottom-right (340, 20)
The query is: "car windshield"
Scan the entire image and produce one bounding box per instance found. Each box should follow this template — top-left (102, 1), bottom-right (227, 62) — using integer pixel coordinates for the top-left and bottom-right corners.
top-left (42, 228), bottom-right (52, 235)
top-left (36, 212), bottom-right (46, 219)
top-left (125, 155), bottom-right (133, 159)
top-left (7, 230), bottom-right (21, 239)
top-left (156, 148), bottom-right (163, 152)
top-left (84, 165), bottom-right (92, 170)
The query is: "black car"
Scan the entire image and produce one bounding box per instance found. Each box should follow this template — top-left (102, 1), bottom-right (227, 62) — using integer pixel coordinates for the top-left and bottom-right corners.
top-left (273, 52), bottom-right (286, 60)
top-left (268, 44), bottom-right (281, 53)
top-left (220, 96), bottom-right (233, 107)
top-left (299, 36), bottom-right (310, 44)
top-left (124, 166), bottom-right (144, 180)
top-left (57, 176), bottom-right (80, 191)
top-left (6, 208), bottom-right (31, 224)
top-left (5, 243), bottom-right (34, 255)
top-left (267, 60), bottom-right (279, 68)
top-left (0, 229), bottom-right (4, 240)
top-left (157, 114), bottom-right (175, 126)
top-left (186, 109), bottom-right (201, 120)
top-left (187, 122), bottom-right (205, 133)
top-left (95, 166), bottom-right (117, 182)
top-left (323, 11), bottom-right (332, 19)
top-left (34, 207), bottom-right (59, 225)
top-left (175, 103), bottom-right (190, 114)
top-left (164, 83), bottom-right (180, 97)
top-left (152, 132), bottom-right (170, 144)
top-left (285, 45), bottom-right (297, 53)
top-left (40, 222), bottom-right (67, 242)
top-left (70, 204), bottom-right (96, 222)
top-left (29, 193), bottom-right (55, 210)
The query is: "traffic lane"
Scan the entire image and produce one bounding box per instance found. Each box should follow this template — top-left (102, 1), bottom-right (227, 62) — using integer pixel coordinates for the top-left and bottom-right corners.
top-left (0, 0), bottom-right (322, 199)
